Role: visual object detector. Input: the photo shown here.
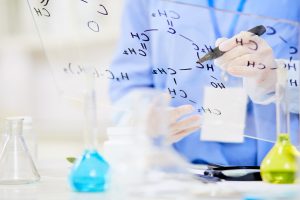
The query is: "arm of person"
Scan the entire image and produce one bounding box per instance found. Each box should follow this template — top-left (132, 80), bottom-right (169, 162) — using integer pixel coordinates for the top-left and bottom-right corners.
top-left (214, 32), bottom-right (299, 113)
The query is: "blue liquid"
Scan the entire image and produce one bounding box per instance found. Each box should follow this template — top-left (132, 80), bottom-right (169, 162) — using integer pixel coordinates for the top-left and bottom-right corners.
top-left (69, 149), bottom-right (109, 192)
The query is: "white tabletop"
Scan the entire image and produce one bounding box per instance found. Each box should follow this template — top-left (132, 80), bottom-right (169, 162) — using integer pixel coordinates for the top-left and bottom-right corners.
top-left (0, 141), bottom-right (299, 200)
top-left (1, 161), bottom-right (299, 200)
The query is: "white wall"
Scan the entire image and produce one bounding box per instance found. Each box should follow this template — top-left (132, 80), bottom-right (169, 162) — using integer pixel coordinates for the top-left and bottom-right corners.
top-left (0, 1), bottom-right (123, 142)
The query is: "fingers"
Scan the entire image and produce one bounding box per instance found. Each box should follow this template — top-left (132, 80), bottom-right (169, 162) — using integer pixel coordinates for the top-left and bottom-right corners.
top-left (214, 32), bottom-right (271, 73)
top-left (218, 31), bottom-right (269, 53)
top-left (169, 114), bottom-right (201, 134)
top-left (167, 104), bottom-right (201, 143)
top-left (215, 37), bottom-right (228, 47)
top-left (227, 65), bottom-right (261, 77)
top-left (215, 42), bottom-right (275, 77)
top-left (214, 45), bottom-right (252, 70)
top-left (219, 31), bottom-right (255, 52)
top-left (168, 104), bottom-right (194, 123)
top-left (168, 125), bottom-right (200, 143)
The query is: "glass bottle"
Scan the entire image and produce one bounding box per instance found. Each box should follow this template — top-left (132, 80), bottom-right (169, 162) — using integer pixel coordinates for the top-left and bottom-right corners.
top-left (68, 71), bottom-right (109, 192)
top-left (260, 67), bottom-right (297, 184)
top-left (0, 117), bottom-right (40, 184)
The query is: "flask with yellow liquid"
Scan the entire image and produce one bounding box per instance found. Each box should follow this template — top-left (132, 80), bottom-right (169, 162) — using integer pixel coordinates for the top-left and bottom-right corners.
top-left (260, 133), bottom-right (297, 184)
top-left (260, 66), bottom-right (298, 184)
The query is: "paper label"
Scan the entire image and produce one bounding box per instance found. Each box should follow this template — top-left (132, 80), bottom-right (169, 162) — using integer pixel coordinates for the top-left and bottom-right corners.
top-left (200, 87), bottom-right (247, 143)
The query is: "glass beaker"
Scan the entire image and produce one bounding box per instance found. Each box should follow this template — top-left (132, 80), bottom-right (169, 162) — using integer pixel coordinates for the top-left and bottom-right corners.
top-left (0, 117), bottom-right (40, 185)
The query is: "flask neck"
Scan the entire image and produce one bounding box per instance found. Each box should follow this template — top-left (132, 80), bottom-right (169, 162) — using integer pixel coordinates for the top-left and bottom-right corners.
top-left (277, 133), bottom-right (290, 144)
top-left (83, 80), bottom-right (98, 150)
top-left (6, 118), bottom-right (24, 136)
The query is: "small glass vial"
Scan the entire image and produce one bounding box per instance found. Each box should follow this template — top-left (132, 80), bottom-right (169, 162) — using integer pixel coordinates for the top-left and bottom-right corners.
top-left (0, 117), bottom-right (40, 184)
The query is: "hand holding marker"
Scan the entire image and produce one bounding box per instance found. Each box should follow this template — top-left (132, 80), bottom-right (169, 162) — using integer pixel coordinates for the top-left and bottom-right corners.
top-left (197, 25), bottom-right (266, 81)
top-left (196, 25), bottom-right (267, 64)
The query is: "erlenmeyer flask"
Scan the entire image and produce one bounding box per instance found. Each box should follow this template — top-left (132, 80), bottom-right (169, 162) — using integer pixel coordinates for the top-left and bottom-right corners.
top-left (0, 117), bottom-right (40, 184)
top-left (260, 67), bottom-right (297, 184)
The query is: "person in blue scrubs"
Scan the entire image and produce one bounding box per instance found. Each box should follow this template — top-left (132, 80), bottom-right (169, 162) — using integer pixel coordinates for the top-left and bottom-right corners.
top-left (109, 0), bottom-right (300, 166)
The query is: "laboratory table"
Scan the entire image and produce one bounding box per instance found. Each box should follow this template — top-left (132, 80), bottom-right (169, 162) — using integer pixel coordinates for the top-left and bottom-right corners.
top-left (0, 141), bottom-right (299, 200)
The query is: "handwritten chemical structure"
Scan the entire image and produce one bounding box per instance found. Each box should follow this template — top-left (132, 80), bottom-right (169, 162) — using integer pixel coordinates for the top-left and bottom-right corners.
top-left (80, 0), bottom-right (109, 33)
top-left (122, 9), bottom-right (225, 105)
top-left (31, 0), bottom-right (109, 33)
top-left (40, 0), bottom-right (49, 6)
top-left (64, 62), bottom-right (130, 82)
top-left (26, 0), bottom-right (299, 116)
top-left (123, 32), bottom-right (150, 56)
top-left (121, 8), bottom-right (299, 107)
top-left (152, 9), bottom-right (180, 35)
top-left (32, 0), bottom-right (51, 17)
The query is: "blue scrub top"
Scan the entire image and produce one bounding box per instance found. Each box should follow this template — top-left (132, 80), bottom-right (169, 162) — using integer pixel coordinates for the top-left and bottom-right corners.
top-left (110, 0), bottom-right (300, 166)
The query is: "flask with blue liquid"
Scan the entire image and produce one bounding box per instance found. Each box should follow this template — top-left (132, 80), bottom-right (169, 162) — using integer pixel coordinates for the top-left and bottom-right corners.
top-left (69, 71), bottom-right (109, 192)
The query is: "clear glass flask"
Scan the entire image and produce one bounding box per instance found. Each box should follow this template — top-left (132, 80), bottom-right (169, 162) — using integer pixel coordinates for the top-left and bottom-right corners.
top-left (0, 117), bottom-right (40, 185)
top-left (68, 71), bottom-right (109, 192)
top-left (260, 67), bottom-right (297, 184)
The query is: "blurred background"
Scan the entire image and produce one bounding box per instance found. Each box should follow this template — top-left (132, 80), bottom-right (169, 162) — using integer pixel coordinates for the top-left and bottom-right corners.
top-left (0, 0), bottom-right (123, 160)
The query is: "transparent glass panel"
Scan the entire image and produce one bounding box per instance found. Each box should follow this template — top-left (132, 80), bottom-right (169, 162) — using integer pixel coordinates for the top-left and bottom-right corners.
top-left (152, 0), bottom-right (299, 139)
top-left (26, 0), bottom-right (122, 101)
top-left (116, 0), bottom-right (299, 166)
top-left (27, 0), bottom-right (300, 171)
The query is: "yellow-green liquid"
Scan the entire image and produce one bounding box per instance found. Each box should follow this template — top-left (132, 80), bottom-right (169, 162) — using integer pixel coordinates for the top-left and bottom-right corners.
top-left (261, 171), bottom-right (296, 184)
top-left (260, 133), bottom-right (298, 184)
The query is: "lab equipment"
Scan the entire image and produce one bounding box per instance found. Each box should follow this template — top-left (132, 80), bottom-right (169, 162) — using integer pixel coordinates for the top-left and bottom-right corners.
top-left (196, 25), bottom-right (266, 64)
top-left (69, 149), bottom-right (109, 192)
top-left (260, 67), bottom-right (297, 184)
top-left (204, 166), bottom-right (261, 181)
top-left (195, 174), bottom-right (221, 183)
top-left (68, 72), bottom-right (109, 192)
top-left (0, 117), bottom-right (40, 185)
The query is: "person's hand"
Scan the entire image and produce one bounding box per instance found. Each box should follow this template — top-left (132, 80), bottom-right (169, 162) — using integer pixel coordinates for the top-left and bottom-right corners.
top-left (167, 105), bottom-right (201, 143)
top-left (214, 31), bottom-right (277, 104)
top-left (117, 90), bottom-right (201, 143)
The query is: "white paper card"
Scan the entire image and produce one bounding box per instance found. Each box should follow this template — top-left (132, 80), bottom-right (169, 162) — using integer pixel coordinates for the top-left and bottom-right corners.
top-left (201, 87), bottom-right (247, 143)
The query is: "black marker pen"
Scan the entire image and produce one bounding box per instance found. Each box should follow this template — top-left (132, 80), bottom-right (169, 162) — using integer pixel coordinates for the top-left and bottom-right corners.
top-left (196, 25), bottom-right (266, 64)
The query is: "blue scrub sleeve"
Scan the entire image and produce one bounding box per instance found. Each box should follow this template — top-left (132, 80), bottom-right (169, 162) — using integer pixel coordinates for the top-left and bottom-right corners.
top-left (109, 0), bottom-right (154, 103)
